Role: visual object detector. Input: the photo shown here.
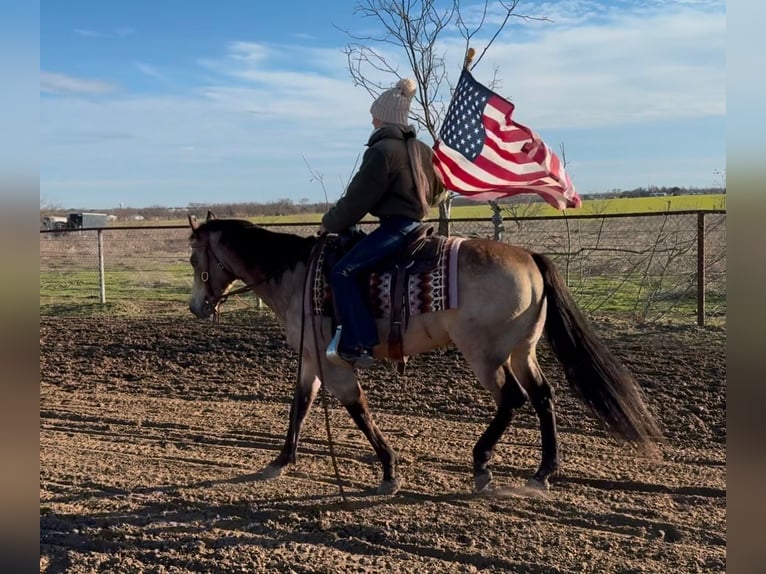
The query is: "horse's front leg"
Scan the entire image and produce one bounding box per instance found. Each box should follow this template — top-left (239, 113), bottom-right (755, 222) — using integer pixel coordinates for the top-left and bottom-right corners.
top-left (258, 369), bottom-right (321, 480)
top-left (339, 379), bottom-right (400, 495)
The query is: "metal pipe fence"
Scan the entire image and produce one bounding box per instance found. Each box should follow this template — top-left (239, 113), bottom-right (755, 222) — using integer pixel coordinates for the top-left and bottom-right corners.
top-left (39, 211), bottom-right (726, 325)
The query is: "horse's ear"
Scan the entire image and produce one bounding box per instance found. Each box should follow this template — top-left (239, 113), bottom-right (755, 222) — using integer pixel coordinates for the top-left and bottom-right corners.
top-left (206, 210), bottom-right (217, 221)
top-left (188, 214), bottom-right (198, 230)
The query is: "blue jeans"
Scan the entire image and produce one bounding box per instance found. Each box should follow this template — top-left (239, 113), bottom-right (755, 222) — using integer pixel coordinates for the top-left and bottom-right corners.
top-left (331, 216), bottom-right (422, 352)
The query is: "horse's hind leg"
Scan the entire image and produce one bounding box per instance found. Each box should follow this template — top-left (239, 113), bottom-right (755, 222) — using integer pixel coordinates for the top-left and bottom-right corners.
top-left (341, 382), bottom-right (400, 495)
top-left (512, 348), bottom-right (559, 489)
top-left (471, 361), bottom-right (529, 492)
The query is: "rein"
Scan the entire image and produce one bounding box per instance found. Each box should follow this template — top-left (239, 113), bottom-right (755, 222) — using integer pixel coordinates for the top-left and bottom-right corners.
top-left (198, 229), bottom-right (347, 500)
top-left (299, 233), bottom-right (346, 502)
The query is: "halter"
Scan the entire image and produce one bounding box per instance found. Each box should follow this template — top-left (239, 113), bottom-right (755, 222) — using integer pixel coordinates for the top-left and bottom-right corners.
top-left (193, 237), bottom-right (254, 322)
top-left (193, 232), bottom-right (313, 320)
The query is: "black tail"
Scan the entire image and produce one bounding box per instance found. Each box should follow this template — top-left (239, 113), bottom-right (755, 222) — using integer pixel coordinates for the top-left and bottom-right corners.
top-left (530, 252), bottom-right (663, 454)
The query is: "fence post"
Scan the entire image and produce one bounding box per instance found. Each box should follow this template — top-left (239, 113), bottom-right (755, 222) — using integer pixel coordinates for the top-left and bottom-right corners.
top-left (697, 213), bottom-right (705, 327)
top-left (490, 200), bottom-right (504, 241)
top-left (437, 198), bottom-right (452, 237)
top-left (97, 229), bottom-right (106, 304)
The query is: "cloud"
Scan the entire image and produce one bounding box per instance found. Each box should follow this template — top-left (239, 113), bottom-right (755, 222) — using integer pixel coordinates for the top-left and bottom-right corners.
top-left (441, 3), bottom-right (725, 129)
top-left (45, 129), bottom-right (136, 143)
top-left (459, 0), bottom-right (724, 30)
top-left (198, 41), bottom-right (352, 79)
top-left (73, 27), bottom-right (135, 39)
top-left (195, 41), bottom-right (373, 126)
top-left (133, 62), bottom-right (164, 80)
top-left (40, 71), bottom-right (119, 95)
top-left (41, 1), bottom-right (725, 207)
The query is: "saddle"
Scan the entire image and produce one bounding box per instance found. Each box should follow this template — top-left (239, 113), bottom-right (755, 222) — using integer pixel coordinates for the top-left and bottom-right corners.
top-left (314, 224), bottom-right (453, 373)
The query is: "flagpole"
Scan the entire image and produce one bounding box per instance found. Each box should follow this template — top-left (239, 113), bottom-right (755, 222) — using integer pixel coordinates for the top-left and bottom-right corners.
top-left (463, 47), bottom-right (475, 70)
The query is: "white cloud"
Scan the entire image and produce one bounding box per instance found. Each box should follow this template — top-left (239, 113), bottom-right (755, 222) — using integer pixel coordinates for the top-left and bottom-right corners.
top-left (133, 62), bottom-right (164, 80)
top-left (73, 27), bottom-right (135, 39)
top-left (460, 0), bottom-right (724, 29)
top-left (194, 41), bottom-right (375, 126)
top-left (41, 1), bottom-right (725, 207)
top-left (199, 41), bottom-right (355, 79)
top-left (41, 71), bottom-right (119, 95)
top-left (444, 4), bottom-right (725, 129)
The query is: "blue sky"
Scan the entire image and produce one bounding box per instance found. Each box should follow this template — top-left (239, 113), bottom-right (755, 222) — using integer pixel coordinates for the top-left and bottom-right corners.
top-left (40, 0), bottom-right (725, 210)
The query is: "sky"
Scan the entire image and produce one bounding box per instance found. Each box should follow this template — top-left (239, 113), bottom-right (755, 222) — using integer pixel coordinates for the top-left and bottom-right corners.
top-left (40, 0), bottom-right (726, 210)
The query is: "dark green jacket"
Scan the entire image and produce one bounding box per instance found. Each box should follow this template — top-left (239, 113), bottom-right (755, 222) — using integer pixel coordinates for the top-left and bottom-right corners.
top-left (321, 125), bottom-right (443, 233)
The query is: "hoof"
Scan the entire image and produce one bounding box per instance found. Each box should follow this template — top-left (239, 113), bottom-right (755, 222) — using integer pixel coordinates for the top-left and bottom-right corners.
top-left (473, 471), bottom-right (494, 493)
top-left (526, 477), bottom-right (550, 491)
top-left (377, 478), bottom-right (401, 495)
top-left (256, 464), bottom-right (284, 481)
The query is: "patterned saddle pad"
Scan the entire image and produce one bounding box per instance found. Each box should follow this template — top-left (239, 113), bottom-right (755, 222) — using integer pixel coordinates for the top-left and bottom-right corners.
top-left (307, 234), bottom-right (464, 320)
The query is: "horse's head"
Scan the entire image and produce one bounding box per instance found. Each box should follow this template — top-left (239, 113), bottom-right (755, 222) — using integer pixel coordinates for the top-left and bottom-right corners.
top-left (187, 211), bottom-right (238, 319)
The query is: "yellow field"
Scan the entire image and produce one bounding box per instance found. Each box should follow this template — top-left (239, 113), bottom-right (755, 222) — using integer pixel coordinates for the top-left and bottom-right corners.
top-left (247, 193), bottom-right (726, 224)
top-left (446, 193), bottom-right (726, 219)
top-left (101, 193), bottom-right (725, 227)
top-left (278, 193), bottom-right (725, 223)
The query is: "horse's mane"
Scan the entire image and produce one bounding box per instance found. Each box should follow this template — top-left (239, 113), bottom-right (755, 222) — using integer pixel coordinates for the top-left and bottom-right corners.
top-left (195, 219), bottom-right (317, 281)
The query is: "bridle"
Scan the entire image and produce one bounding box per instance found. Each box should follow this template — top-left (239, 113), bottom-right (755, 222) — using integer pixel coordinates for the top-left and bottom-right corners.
top-left (192, 231), bottom-right (309, 320)
top-left (193, 236), bottom-right (257, 320)
top-left (193, 226), bottom-right (347, 500)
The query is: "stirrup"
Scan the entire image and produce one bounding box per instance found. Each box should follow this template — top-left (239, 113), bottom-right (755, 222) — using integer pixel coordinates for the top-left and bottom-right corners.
top-left (326, 326), bottom-right (346, 367)
top-left (326, 326), bottom-right (375, 369)
top-left (340, 349), bottom-right (374, 369)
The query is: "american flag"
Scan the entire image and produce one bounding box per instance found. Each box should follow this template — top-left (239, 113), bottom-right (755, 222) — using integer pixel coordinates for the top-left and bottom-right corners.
top-left (433, 69), bottom-right (581, 210)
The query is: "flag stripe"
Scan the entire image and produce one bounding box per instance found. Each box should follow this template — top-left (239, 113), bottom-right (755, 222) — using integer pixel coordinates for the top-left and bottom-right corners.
top-left (434, 142), bottom-right (521, 190)
top-left (434, 142), bottom-right (575, 210)
top-left (433, 69), bottom-right (581, 210)
top-left (434, 142), bottom-right (561, 194)
top-left (482, 135), bottom-right (549, 172)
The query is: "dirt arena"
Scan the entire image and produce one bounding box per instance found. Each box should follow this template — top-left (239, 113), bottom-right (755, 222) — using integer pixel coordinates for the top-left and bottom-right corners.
top-left (40, 310), bottom-right (726, 573)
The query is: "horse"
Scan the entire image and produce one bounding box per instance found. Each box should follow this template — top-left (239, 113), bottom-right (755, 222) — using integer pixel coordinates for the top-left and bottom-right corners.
top-left (187, 212), bottom-right (662, 495)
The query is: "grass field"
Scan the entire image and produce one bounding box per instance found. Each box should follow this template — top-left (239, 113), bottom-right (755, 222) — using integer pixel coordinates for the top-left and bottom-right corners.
top-left (236, 193), bottom-right (726, 223)
top-left (40, 199), bottom-right (726, 324)
top-left (39, 265), bottom-right (725, 324)
top-left (100, 194), bottom-right (726, 227)
top-left (447, 193), bottom-right (726, 219)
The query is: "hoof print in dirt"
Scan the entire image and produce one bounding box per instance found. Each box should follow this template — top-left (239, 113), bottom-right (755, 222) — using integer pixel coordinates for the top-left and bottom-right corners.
top-left (525, 477), bottom-right (550, 491)
top-left (40, 309), bottom-right (726, 573)
top-left (474, 471), bottom-right (494, 493)
top-left (256, 464), bottom-right (283, 481)
top-left (376, 478), bottom-right (401, 495)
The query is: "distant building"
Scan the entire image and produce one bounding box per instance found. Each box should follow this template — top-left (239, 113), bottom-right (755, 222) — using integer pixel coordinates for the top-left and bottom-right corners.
top-left (67, 212), bottom-right (109, 229)
top-left (41, 216), bottom-right (68, 231)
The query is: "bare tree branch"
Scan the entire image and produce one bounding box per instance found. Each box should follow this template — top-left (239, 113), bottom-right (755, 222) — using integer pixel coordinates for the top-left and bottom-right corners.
top-left (455, 0), bottom-right (550, 71)
top-left (339, 0), bottom-right (546, 235)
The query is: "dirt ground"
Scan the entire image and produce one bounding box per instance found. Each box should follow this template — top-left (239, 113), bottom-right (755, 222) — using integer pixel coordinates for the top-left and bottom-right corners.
top-left (40, 310), bottom-right (726, 573)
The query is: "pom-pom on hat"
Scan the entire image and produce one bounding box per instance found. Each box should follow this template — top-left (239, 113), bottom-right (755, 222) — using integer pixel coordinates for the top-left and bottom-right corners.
top-left (370, 78), bottom-right (417, 125)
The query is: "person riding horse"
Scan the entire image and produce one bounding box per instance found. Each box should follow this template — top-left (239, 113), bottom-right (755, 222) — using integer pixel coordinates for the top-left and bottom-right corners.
top-left (319, 78), bottom-right (445, 369)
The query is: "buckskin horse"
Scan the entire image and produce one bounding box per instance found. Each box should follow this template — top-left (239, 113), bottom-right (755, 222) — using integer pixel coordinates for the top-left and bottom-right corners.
top-left (187, 212), bottom-right (662, 495)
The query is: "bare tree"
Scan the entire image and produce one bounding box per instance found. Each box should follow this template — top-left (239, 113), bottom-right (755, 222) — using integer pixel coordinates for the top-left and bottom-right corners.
top-left (489, 199), bottom-right (504, 240)
top-left (339, 0), bottom-right (548, 235)
top-left (40, 197), bottom-right (62, 214)
top-left (502, 197), bottom-right (544, 222)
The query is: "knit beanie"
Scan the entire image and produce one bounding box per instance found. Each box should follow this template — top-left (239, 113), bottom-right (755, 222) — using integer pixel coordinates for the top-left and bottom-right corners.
top-left (369, 78), bottom-right (417, 125)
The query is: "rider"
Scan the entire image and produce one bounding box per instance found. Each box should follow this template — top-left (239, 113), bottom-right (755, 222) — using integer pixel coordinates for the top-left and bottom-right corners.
top-left (320, 77), bottom-right (445, 368)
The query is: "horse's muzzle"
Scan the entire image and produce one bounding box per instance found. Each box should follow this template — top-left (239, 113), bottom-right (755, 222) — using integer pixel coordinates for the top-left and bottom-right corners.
top-left (189, 298), bottom-right (218, 320)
